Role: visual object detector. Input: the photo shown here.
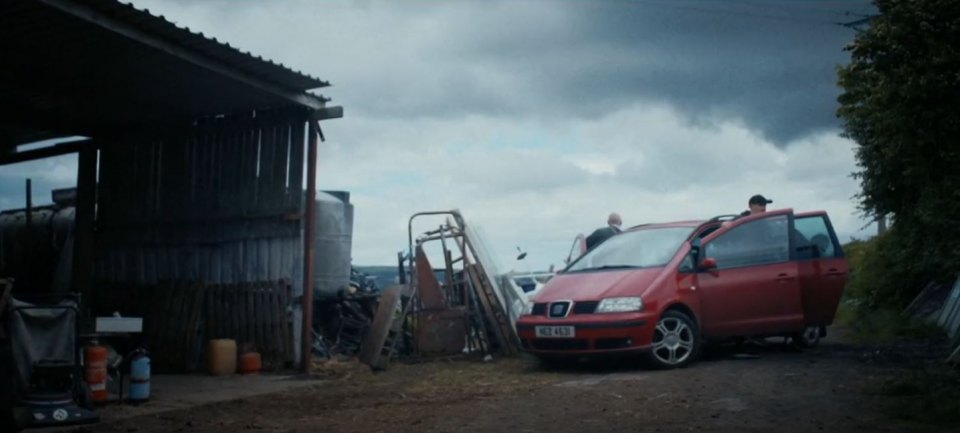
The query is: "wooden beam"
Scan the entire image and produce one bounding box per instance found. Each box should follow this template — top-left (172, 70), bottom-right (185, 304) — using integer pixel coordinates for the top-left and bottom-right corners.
top-left (72, 146), bottom-right (98, 297)
top-left (301, 120), bottom-right (319, 372)
top-left (310, 106), bottom-right (344, 121)
top-left (38, 0), bottom-right (328, 110)
top-left (0, 140), bottom-right (91, 165)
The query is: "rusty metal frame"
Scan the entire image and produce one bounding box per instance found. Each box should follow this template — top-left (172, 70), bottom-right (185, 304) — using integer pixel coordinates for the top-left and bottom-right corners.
top-left (405, 210), bottom-right (518, 357)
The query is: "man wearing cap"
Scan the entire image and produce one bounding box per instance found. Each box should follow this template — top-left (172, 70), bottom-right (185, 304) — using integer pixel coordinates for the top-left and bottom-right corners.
top-left (740, 194), bottom-right (773, 217)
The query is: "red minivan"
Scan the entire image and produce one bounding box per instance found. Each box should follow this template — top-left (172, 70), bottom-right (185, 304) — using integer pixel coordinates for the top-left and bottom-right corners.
top-left (516, 208), bottom-right (849, 368)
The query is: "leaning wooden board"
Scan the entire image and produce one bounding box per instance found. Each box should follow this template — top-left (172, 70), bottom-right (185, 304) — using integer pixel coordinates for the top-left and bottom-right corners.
top-left (358, 284), bottom-right (405, 368)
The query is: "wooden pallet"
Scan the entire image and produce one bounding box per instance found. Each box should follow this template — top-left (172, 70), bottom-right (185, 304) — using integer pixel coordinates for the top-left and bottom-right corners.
top-left (137, 279), bottom-right (291, 372)
top-left (204, 280), bottom-right (292, 370)
top-left (143, 280), bottom-right (204, 372)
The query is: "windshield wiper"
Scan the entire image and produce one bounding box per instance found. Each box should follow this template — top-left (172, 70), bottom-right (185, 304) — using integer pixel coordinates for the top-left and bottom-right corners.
top-left (567, 265), bottom-right (639, 273)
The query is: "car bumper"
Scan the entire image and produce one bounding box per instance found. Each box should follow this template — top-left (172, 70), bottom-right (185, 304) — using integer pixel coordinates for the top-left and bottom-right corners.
top-left (515, 312), bottom-right (656, 356)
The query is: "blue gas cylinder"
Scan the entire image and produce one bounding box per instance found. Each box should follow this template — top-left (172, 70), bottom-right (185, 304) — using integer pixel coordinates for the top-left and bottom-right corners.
top-left (129, 350), bottom-right (151, 402)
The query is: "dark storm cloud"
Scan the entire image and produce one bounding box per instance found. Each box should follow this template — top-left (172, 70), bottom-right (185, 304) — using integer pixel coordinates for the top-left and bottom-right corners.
top-left (130, 0), bottom-right (874, 146)
top-left (434, 0), bottom-right (876, 145)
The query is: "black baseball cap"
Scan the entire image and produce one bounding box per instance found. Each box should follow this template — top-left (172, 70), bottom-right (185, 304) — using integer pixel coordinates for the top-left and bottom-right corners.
top-left (749, 194), bottom-right (773, 205)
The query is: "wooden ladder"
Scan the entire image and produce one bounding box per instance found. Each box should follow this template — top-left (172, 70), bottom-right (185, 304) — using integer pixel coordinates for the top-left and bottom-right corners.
top-left (465, 264), bottom-right (518, 355)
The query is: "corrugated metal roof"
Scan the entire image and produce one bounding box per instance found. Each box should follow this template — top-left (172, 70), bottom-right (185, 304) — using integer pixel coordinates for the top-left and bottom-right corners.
top-left (87, 0), bottom-right (330, 92)
top-left (0, 0), bottom-right (335, 149)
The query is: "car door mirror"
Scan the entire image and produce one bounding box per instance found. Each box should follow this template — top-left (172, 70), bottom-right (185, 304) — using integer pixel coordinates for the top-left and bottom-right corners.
top-left (699, 257), bottom-right (718, 271)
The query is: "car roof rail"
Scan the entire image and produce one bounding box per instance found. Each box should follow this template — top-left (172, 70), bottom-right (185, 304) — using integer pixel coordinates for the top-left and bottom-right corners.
top-left (706, 214), bottom-right (739, 223)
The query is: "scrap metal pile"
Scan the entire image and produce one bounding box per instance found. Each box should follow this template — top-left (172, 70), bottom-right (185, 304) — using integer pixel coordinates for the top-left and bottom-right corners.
top-left (313, 268), bottom-right (382, 359)
top-left (318, 211), bottom-right (523, 370)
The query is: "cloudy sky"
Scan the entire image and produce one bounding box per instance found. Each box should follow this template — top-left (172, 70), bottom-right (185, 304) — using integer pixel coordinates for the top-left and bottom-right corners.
top-left (1, 0), bottom-right (878, 272)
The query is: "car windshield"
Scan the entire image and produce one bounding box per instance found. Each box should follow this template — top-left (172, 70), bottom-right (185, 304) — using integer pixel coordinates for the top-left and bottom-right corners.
top-left (565, 226), bottom-right (694, 272)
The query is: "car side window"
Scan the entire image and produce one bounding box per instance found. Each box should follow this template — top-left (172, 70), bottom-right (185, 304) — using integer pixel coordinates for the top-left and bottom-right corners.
top-left (678, 254), bottom-right (695, 273)
top-left (703, 215), bottom-right (790, 270)
top-left (794, 216), bottom-right (839, 258)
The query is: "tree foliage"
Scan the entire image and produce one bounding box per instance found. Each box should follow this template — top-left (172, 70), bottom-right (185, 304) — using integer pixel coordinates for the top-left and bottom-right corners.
top-left (837, 0), bottom-right (960, 306)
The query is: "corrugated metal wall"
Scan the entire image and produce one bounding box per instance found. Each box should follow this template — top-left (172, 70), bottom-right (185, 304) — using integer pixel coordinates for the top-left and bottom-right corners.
top-left (95, 117), bottom-right (306, 288)
top-left (93, 114), bottom-right (309, 366)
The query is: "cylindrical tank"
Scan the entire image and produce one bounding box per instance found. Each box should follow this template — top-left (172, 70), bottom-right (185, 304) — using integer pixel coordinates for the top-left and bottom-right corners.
top-left (129, 350), bottom-right (151, 402)
top-left (84, 343), bottom-right (109, 403)
top-left (0, 205), bottom-right (75, 295)
top-left (207, 339), bottom-right (237, 376)
top-left (313, 191), bottom-right (354, 298)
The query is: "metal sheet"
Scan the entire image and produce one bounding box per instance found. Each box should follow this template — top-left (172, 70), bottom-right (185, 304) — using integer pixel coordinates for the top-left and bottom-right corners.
top-left (416, 308), bottom-right (468, 355)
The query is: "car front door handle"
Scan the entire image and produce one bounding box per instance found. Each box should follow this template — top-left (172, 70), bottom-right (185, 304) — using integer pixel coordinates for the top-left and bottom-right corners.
top-left (775, 273), bottom-right (796, 281)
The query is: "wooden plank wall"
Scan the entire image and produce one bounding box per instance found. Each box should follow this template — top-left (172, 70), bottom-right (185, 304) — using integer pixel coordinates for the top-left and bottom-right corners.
top-left (94, 113), bottom-right (306, 288)
top-left (92, 111), bottom-right (308, 371)
top-left (97, 116), bottom-right (305, 230)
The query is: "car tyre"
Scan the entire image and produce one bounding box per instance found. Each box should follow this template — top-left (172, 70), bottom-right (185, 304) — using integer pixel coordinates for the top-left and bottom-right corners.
top-left (792, 326), bottom-right (822, 348)
top-left (644, 310), bottom-right (700, 369)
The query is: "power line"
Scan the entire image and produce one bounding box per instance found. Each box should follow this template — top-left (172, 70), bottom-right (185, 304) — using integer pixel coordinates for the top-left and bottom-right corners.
top-left (837, 15), bottom-right (876, 30)
top-left (630, 0), bottom-right (872, 28)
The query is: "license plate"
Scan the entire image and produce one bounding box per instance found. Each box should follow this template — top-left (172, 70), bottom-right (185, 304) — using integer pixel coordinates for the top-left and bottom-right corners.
top-left (535, 326), bottom-right (575, 338)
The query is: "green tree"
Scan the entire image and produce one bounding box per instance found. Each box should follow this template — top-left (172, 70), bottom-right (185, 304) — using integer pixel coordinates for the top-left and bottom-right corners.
top-left (837, 0), bottom-right (960, 307)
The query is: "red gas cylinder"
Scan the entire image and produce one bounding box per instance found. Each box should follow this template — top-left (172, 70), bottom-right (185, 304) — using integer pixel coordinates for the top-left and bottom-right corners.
top-left (239, 351), bottom-right (262, 375)
top-left (84, 343), bottom-right (109, 403)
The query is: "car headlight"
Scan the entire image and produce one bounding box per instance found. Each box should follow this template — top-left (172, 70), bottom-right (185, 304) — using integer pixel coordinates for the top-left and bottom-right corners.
top-left (596, 297), bottom-right (644, 313)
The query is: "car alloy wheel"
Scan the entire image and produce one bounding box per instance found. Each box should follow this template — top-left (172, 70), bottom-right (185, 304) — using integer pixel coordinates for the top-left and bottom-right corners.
top-left (793, 326), bottom-right (822, 348)
top-left (649, 310), bottom-right (699, 368)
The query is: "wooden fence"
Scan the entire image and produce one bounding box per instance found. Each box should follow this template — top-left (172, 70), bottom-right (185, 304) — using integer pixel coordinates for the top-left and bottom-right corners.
top-left (93, 279), bottom-right (293, 372)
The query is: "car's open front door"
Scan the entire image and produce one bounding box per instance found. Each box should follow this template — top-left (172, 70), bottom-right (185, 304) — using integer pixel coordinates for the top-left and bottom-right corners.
top-left (695, 209), bottom-right (805, 337)
top-left (794, 211), bottom-right (849, 326)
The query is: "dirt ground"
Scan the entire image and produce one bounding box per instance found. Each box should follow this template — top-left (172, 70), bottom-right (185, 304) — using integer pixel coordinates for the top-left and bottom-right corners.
top-left (60, 329), bottom-right (956, 433)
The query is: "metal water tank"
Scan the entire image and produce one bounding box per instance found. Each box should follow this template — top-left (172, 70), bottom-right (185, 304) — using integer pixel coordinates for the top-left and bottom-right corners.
top-left (313, 191), bottom-right (353, 298)
top-left (0, 205), bottom-right (74, 295)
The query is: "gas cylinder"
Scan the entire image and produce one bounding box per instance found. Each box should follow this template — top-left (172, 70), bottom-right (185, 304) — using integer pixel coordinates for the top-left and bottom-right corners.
top-left (129, 350), bottom-right (151, 402)
top-left (238, 351), bottom-right (262, 375)
top-left (84, 342), bottom-right (108, 403)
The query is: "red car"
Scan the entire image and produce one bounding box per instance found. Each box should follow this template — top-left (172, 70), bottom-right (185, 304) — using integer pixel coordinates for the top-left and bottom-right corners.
top-left (516, 208), bottom-right (848, 368)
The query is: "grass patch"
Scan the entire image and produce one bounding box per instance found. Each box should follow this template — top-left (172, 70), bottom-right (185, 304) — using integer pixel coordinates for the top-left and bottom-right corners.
top-left (836, 300), bottom-right (945, 344)
top-left (876, 366), bottom-right (960, 424)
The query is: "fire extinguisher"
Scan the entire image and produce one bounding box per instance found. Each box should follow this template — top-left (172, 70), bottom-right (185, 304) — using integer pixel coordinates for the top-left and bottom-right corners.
top-left (84, 341), bottom-right (109, 403)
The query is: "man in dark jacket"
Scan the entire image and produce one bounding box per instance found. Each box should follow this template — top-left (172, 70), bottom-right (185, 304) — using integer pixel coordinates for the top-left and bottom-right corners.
top-left (585, 213), bottom-right (622, 250)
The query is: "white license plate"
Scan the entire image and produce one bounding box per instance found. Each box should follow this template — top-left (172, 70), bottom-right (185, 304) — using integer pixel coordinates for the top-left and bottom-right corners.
top-left (535, 326), bottom-right (575, 338)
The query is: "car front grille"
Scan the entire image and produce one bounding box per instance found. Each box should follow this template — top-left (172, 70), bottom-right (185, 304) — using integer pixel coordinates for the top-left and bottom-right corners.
top-left (531, 303), bottom-right (547, 315)
top-left (573, 301), bottom-right (598, 314)
top-left (530, 339), bottom-right (589, 351)
top-left (595, 338), bottom-right (633, 350)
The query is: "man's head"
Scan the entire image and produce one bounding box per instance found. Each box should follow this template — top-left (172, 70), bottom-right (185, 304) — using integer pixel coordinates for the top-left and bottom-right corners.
top-left (607, 212), bottom-right (622, 228)
top-left (748, 194), bottom-right (773, 214)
